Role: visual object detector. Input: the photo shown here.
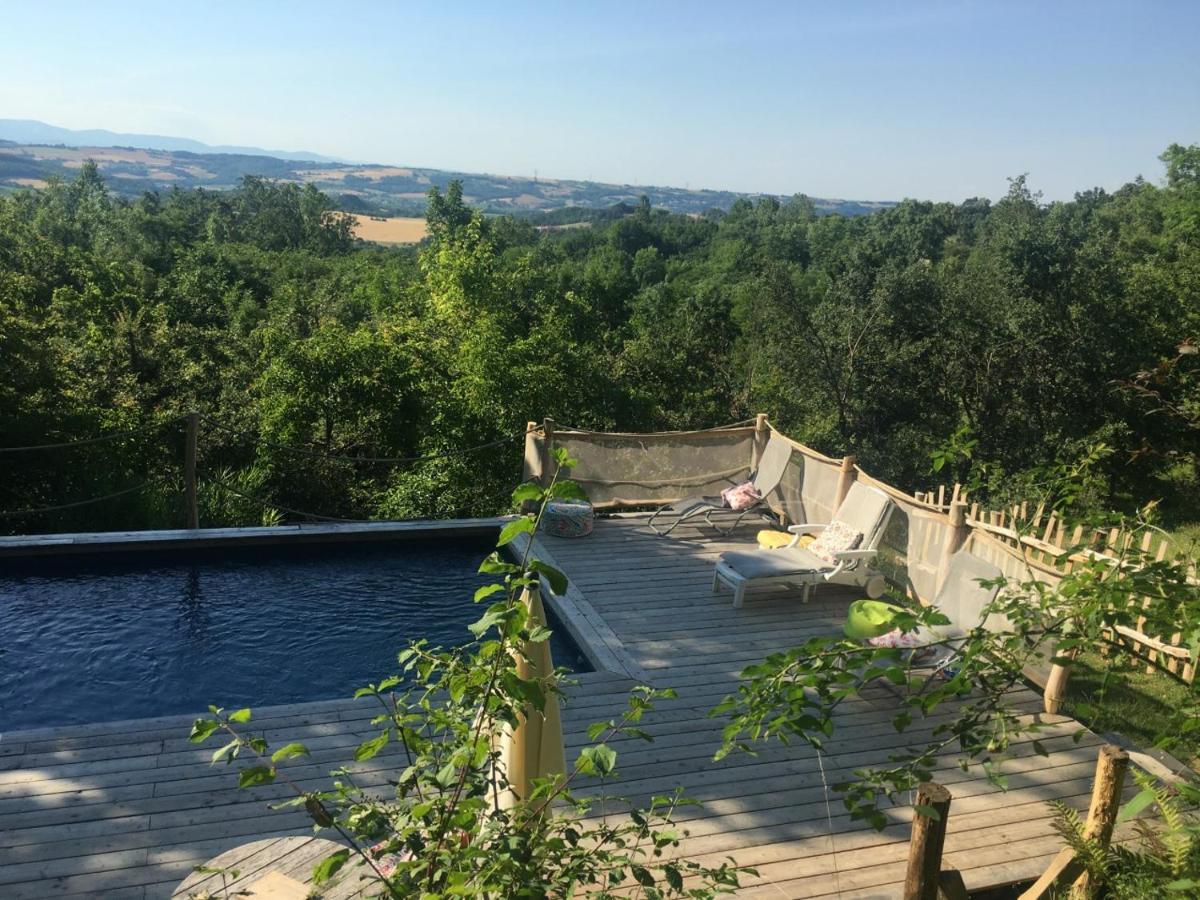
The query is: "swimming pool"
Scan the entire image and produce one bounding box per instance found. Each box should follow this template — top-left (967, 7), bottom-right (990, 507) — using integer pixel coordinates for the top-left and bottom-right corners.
top-left (0, 538), bottom-right (590, 732)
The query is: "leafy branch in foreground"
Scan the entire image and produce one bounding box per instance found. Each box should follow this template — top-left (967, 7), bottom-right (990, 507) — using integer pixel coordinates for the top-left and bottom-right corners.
top-left (188, 451), bottom-right (750, 897)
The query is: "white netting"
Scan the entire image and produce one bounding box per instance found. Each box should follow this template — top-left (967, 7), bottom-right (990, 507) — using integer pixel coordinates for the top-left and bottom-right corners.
top-left (876, 500), bottom-right (955, 601)
top-left (769, 451), bottom-right (842, 525)
top-left (527, 427), bottom-right (757, 508)
top-left (760, 429), bottom-right (844, 526)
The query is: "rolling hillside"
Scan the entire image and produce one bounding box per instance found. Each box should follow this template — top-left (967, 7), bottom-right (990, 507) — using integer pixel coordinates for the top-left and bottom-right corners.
top-left (0, 120), bottom-right (894, 218)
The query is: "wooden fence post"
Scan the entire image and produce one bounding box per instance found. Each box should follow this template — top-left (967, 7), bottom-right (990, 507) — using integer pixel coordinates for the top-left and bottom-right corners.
top-left (1044, 654), bottom-right (1073, 714)
top-left (522, 421), bottom-right (544, 509)
top-left (834, 454), bottom-right (857, 511)
top-left (904, 782), bottom-right (953, 900)
top-left (750, 412), bottom-right (769, 472)
top-left (1071, 744), bottom-right (1129, 898)
top-left (1019, 744), bottom-right (1130, 900)
top-left (184, 411), bottom-right (199, 529)
top-left (934, 501), bottom-right (970, 595)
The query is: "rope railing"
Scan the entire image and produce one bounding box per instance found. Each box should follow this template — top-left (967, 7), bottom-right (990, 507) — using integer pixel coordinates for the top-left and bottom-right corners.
top-left (0, 477), bottom-right (166, 518)
top-left (201, 417), bottom-right (543, 464)
top-left (554, 418), bottom-right (759, 435)
top-left (0, 412), bottom-right (547, 529)
top-left (206, 475), bottom-right (369, 524)
top-left (0, 415), bottom-right (188, 453)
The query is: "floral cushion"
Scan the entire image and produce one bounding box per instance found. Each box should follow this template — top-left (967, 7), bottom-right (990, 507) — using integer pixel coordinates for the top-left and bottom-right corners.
top-left (867, 628), bottom-right (927, 649)
top-left (808, 520), bottom-right (862, 564)
top-left (720, 481), bottom-right (762, 511)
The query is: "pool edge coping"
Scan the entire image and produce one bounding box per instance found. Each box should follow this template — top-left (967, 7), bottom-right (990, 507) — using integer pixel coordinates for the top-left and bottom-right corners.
top-left (0, 518), bottom-right (510, 558)
top-left (509, 531), bottom-right (651, 683)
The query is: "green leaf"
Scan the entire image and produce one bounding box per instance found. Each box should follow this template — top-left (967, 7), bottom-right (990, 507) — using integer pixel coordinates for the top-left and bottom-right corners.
top-left (354, 732), bottom-right (390, 762)
top-left (577, 744), bottom-right (617, 777)
top-left (547, 480), bottom-right (589, 501)
top-left (211, 739), bottom-right (239, 765)
top-left (1166, 879), bottom-right (1198, 892)
top-left (497, 516), bottom-right (536, 546)
top-left (311, 848), bottom-right (350, 885)
top-left (665, 865), bottom-right (683, 891)
top-left (1117, 788), bottom-right (1157, 823)
top-left (227, 708), bottom-right (252, 724)
top-left (551, 447), bottom-right (577, 468)
top-left (469, 604), bottom-right (508, 637)
top-left (631, 865), bottom-right (655, 887)
top-left (271, 742), bottom-right (309, 763)
top-left (189, 718), bottom-right (220, 743)
top-left (529, 559), bottom-right (568, 595)
top-left (237, 766), bottom-right (276, 788)
top-left (473, 583), bottom-right (505, 603)
top-left (914, 804), bottom-right (942, 822)
top-left (479, 553), bottom-right (519, 575)
top-left (511, 482), bottom-right (543, 505)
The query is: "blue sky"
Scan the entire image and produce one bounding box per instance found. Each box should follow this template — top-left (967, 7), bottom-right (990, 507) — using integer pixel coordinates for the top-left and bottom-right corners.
top-left (2, 1), bottom-right (1197, 201)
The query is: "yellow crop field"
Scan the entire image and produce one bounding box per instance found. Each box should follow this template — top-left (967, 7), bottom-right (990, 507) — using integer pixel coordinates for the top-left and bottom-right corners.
top-left (345, 214), bottom-right (428, 245)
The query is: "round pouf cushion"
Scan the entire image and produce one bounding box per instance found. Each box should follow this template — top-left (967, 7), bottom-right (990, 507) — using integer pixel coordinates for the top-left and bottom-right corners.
top-left (541, 499), bottom-right (594, 538)
top-left (843, 598), bottom-right (904, 641)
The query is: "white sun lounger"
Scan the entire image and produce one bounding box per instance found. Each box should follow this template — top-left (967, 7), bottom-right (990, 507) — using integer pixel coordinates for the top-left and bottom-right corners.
top-left (647, 431), bottom-right (793, 537)
top-left (712, 482), bottom-right (894, 608)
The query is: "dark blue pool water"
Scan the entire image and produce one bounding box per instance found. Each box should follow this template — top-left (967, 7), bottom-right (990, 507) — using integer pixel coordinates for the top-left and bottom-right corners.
top-left (0, 539), bottom-right (590, 732)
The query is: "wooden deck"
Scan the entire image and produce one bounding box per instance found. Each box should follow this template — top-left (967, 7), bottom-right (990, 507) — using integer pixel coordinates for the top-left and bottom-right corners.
top-left (0, 515), bottom-right (1133, 898)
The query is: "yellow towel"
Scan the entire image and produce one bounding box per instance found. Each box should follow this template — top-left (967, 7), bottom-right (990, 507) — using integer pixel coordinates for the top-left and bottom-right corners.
top-left (757, 530), bottom-right (811, 550)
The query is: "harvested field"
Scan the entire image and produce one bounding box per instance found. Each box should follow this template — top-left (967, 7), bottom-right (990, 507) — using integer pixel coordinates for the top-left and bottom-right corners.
top-left (344, 213), bottom-right (428, 244)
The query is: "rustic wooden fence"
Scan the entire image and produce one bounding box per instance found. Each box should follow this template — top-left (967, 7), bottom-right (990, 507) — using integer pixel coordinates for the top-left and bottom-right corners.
top-left (910, 486), bottom-right (1195, 684)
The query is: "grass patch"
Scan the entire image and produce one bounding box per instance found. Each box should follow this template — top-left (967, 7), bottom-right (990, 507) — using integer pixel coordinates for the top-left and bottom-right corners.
top-left (1167, 522), bottom-right (1200, 556)
top-left (1061, 651), bottom-right (1198, 773)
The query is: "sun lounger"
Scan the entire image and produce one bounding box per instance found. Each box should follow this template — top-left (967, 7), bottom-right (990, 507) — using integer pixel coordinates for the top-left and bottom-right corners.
top-left (647, 431), bottom-right (793, 537)
top-left (712, 482), bottom-right (894, 607)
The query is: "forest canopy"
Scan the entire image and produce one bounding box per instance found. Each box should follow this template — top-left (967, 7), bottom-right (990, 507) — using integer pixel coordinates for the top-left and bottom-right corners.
top-left (2, 146), bottom-right (1199, 533)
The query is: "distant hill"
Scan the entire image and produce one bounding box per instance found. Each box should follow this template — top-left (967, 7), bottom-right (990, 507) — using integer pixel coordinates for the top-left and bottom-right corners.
top-left (0, 120), bottom-right (895, 218)
top-left (0, 119), bottom-right (342, 163)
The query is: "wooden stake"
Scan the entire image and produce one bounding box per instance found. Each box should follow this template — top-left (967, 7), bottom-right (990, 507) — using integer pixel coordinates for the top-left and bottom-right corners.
top-left (904, 782), bottom-right (952, 900)
top-left (751, 412), bottom-right (769, 472)
top-left (935, 501), bottom-right (970, 595)
top-left (1071, 744), bottom-right (1129, 898)
top-left (184, 412), bottom-right (199, 529)
top-left (834, 454), bottom-right (857, 511)
top-left (1044, 655), bottom-right (1072, 715)
top-left (522, 421), bottom-right (544, 506)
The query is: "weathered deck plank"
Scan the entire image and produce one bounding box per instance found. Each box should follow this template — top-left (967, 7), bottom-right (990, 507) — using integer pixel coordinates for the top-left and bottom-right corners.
top-left (0, 515), bottom-right (1127, 897)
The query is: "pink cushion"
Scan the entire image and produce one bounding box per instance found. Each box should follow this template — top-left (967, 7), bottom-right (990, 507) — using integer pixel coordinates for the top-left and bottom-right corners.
top-left (867, 628), bottom-right (927, 649)
top-left (808, 520), bottom-right (862, 564)
top-left (721, 481), bottom-right (762, 511)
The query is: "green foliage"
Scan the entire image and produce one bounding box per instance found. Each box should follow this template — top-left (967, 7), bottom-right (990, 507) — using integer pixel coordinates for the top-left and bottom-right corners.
top-left (4, 148), bottom-right (1200, 536)
top-left (1051, 769), bottom-right (1200, 897)
top-left (186, 470), bottom-right (751, 897)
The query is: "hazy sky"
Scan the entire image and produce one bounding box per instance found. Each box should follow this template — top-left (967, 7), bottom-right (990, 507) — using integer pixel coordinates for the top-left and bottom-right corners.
top-left (3, 1), bottom-right (1197, 202)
